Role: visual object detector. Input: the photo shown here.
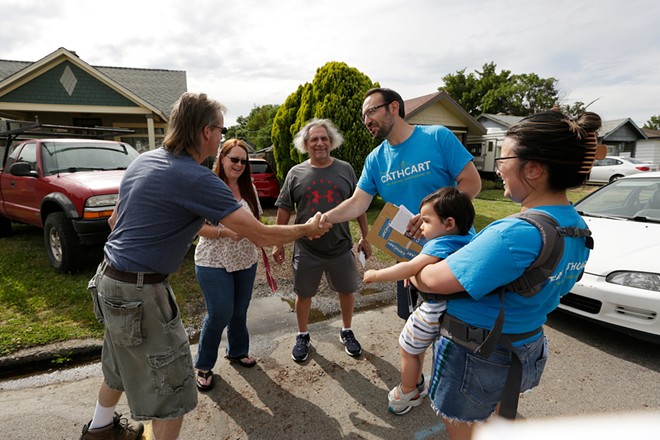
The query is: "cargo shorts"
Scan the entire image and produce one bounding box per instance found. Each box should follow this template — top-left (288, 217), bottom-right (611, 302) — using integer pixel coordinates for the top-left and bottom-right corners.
top-left (89, 264), bottom-right (198, 421)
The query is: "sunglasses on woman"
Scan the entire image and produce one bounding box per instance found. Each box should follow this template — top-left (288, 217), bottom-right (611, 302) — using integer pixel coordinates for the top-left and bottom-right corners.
top-left (227, 156), bottom-right (248, 165)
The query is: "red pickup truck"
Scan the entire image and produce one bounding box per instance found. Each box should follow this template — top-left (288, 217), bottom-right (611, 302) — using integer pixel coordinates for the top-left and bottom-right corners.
top-left (0, 138), bottom-right (139, 273)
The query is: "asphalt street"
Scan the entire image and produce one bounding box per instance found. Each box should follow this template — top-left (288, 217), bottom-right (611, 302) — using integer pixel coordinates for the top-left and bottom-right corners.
top-left (1, 299), bottom-right (659, 439)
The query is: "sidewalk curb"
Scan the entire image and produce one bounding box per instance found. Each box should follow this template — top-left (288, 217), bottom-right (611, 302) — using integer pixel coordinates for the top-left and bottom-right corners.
top-left (0, 339), bottom-right (103, 379)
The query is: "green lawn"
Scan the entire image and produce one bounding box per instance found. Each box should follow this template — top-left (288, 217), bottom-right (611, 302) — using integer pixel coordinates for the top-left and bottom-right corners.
top-left (0, 226), bottom-right (201, 357)
top-left (0, 185), bottom-right (596, 356)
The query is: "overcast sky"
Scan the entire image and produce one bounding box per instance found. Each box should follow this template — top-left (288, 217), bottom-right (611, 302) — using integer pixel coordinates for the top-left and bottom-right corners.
top-left (1, 0), bottom-right (659, 128)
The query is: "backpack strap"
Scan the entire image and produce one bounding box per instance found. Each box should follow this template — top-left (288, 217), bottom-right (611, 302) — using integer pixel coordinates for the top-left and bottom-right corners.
top-left (433, 210), bottom-right (592, 302)
top-left (504, 211), bottom-right (592, 297)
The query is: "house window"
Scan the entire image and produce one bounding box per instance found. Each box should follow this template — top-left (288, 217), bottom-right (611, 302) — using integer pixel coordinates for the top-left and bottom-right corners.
top-left (467, 143), bottom-right (482, 156)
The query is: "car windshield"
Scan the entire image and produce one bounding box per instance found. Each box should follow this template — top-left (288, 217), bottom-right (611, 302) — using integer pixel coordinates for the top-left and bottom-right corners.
top-left (250, 161), bottom-right (271, 174)
top-left (41, 141), bottom-right (140, 175)
top-left (625, 158), bottom-right (648, 164)
top-left (576, 178), bottom-right (660, 221)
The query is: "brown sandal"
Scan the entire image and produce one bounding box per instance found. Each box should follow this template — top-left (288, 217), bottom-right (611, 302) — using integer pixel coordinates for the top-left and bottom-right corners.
top-left (196, 370), bottom-right (214, 391)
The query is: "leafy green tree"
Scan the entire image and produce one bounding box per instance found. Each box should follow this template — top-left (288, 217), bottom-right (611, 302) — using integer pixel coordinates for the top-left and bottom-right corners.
top-left (644, 115), bottom-right (660, 130)
top-left (559, 101), bottom-right (587, 118)
top-left (271, 61), bottom-right (377, 181)
top-left (440, 62), bottom-right (560, 117)
top-left (226, 104), bottom-right (280, 150)
top-left (505, 73), bottom-right (559, 115)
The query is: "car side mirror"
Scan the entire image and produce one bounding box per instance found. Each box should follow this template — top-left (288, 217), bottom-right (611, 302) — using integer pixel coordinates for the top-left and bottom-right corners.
top-left (9, 162), bottom-right (39, 177)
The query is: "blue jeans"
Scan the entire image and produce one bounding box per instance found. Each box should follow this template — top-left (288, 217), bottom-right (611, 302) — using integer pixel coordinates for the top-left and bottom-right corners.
top-left (194, 263), bottom-right (257, 371)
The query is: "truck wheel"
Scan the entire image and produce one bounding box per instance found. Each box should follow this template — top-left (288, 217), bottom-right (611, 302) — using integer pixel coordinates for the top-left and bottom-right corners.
top-left (44, 212), bottom-right (83, 273)
top-left (0, 215), bottom-right (11, 237)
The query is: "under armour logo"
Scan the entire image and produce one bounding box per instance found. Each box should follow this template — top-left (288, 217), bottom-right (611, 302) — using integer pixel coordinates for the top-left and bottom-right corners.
top-left (312, 190), bottom-right (334, 204)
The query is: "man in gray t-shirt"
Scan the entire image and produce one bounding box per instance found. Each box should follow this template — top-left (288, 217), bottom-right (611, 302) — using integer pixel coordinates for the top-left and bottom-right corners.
top-left (274, 118), bottom-right (371, 363)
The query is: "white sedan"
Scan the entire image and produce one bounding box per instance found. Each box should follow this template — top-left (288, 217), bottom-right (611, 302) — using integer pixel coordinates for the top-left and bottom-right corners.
top-left (588, 156), bottom-right (658, 183)
top-left (558, 172), bottom-right (660, 343)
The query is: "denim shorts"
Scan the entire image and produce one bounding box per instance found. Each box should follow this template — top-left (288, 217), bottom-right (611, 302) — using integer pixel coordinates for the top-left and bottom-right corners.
top-left (291, 243), bottom-right (359, 298)
top-left (91, 265), bottom-right (198, 421)
top-left (428, 333), bottom-right (548, 422)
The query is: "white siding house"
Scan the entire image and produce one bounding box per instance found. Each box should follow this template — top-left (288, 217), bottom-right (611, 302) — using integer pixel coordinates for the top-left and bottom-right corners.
top-left (637, 128), bottom-right (660, 164)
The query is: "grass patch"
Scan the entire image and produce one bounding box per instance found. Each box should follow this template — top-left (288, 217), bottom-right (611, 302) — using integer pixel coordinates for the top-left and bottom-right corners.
top-left (0, 186), bottom-right (597, 356)
top-left (0, 224), bottom-right (204, 357)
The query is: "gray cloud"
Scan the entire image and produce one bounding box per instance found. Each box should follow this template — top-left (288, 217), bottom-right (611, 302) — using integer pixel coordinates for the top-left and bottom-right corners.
top-left (1, 0), bottom-right (658, 126)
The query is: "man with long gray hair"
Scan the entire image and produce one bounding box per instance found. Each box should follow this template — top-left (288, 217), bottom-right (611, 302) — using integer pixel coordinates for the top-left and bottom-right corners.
top-left (273, 118), bottom-right (371, 363)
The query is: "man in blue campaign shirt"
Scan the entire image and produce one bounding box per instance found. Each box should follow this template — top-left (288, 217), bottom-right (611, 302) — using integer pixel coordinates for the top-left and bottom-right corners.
top-left (323, 88), bottom-right (481, 319)
top-left (358, 124), bottom-right (474, 215)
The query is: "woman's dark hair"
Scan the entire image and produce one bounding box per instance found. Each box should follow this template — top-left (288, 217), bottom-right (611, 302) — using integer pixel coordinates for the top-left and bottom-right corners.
top-left (214, 139), bottom-right (260, 219)
top-left (163, 92), bottom-right (226, 157)
top-left (365, 87), bottom-right (406, 118)
top-left (420, 187), bottom-right (475, 235)
top-left (505, 110), bottom-right (602, 190)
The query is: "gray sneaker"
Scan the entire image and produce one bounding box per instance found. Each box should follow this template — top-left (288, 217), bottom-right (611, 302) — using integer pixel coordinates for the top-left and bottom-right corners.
top-left (340, 329), bottom-right (363, 357)
top-left (388, 384), bottom-right (424, 415)
top-left (80, 412), bottom-right (144, 440)
top-left (292, 333), bottom-right (311, 362)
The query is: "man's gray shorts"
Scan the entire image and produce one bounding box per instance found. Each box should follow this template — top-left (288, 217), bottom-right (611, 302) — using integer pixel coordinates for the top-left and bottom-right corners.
top-left (291, 243), bottom-right (360, 298)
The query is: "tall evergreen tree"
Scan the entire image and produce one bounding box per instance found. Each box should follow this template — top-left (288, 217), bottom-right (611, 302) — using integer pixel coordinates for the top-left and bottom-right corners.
top-left (272, 85), bottom-right (306, 181)
top-left (271, 62), bottom-right (377, 181)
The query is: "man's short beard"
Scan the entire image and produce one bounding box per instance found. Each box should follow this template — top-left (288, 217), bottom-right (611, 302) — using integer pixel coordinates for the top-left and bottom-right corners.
top-left (374, 123), bottom-right (392, 141)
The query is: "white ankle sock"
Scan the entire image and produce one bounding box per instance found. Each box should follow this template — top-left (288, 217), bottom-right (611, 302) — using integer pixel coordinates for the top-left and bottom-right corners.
top-left (89, 401), bottom-right (116, 429)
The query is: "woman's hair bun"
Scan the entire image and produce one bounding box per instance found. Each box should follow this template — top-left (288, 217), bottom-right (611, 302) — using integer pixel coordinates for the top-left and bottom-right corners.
top-left (574, 112), bottom-right (603, 174)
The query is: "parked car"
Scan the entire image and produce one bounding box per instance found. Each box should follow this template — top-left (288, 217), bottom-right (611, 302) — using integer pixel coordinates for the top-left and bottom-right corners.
top-left (249, 158), bottom-right (280, 204)
top-left (558, 171), bottom-right (660, 343)
top-left (0, 138), bottom-right (139, 273)
top-left (588, 156), bottom-right (658, 183)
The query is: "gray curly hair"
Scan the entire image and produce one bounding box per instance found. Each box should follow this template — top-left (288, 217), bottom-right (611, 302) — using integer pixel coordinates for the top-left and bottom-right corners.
top-left (293, 118), bottom-right (344, 154)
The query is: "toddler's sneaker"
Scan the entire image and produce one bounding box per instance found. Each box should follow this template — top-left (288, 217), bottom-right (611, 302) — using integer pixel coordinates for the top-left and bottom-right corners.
top-left (416, 373), bottom-right (428, 399)
top-left (388, 384), bottom-right (424, 416)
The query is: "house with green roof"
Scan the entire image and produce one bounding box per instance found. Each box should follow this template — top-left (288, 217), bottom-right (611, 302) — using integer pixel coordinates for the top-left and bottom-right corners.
top-left (0, 47), bottom-right (186, 152)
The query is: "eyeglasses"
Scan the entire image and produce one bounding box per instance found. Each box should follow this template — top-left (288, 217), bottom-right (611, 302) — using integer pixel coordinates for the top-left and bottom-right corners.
top-left (211, 125), bottom-right (228, 135)
top-left (227, 156), bottom-right (248, 165)
top-left (494, 156), bottom-right (519, 170)
top-left (362, 102), bottom-right (390, 121)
